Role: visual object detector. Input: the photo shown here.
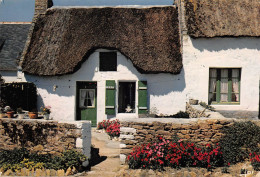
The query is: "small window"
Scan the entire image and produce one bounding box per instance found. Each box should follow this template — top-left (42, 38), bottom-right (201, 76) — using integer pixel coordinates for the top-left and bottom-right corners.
top-left (209, 68), bottom-right (241, 104)
top-left (79, 89), bottom-right (95, 108)
top-left (99, 52), bottom-right (117, 71)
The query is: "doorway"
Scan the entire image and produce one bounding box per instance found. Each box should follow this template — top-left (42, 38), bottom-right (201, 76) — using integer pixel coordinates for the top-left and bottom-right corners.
top-left (118, 82), bottom-right (136, 113)
top-left (76, 81), bottom-right (97, 126)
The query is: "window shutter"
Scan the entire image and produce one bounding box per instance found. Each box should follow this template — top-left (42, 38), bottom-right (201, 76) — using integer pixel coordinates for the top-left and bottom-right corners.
top-left (105, 80), bottom-right (116, 115)
top-left (138, 81), bottom-right (148, 114)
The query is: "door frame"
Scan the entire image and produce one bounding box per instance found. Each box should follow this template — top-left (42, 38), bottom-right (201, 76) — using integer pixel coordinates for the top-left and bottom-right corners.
top-left (116, 80), bottom-right (138, 116)
top-left (76, 81), bottom-right (97, 126)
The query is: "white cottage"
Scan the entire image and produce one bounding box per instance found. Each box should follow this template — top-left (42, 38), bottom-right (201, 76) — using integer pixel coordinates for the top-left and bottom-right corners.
top-left (19, 0), bottom-right (260, 125)
top-left (20, 4), bottom-right (185, 126)
top-left (176, 0), bottom-right (260, 118)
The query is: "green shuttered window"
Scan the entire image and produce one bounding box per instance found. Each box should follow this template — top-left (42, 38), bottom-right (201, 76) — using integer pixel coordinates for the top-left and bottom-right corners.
top-left (209, 68), bottom-right (241, 105)
top-left (138, 81), bottom-right (148, 114)
top-left (105, 80), bottom-right (116, 115)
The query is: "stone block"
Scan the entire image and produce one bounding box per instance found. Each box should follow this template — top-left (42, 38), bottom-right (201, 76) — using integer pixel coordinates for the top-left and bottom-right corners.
top-left (212, 124), bottom-right (223, 129)
top-left (120, 143), bottom-right (127, 148)
top-left (120, 127), bottom-right (136, 134)
top-left (120, 149), bottom-right (132, 154)
top-left (57, 169), bottom-right (65, 176)
top-left (156, 130), bottom-right (170, 135)
top-left (137, 129), bottom-right (148, 135)
top-left (132, 125), bottom-right (143, 130)
top-left (120, 154), bottom-right (127, 164)
top-left (50, 169), bottom-right (57, 176)
top-left (46, 169), bottom-right (51, 176)
top-left (172, 124), bottom-right (181, 130)
top-left (120, 134), bottom-right (135, 140)
top-left (35, 169), bottom-right (42, 176)
top-left (65, 167), bottom-right (72, 176)
top-left (4, 169), bottom-right (13, 176)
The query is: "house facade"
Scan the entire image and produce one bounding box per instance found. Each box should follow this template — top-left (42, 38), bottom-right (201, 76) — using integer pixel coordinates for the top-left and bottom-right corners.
top-left (18, 0), bottom-right (260, 125)
top-left (177, 0), bottom-right (260, 118)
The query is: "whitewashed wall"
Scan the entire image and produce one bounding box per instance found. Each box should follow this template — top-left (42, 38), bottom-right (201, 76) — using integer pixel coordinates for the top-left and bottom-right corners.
top-left (23, 49), bottom-right (186, 123)
top-left (183, 35), bottom-right (260, 112)
top-left (0, 71), bottom-right (18, 83)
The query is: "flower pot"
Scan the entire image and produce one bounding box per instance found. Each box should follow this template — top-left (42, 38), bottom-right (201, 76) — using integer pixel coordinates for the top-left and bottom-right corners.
top-left (6, 111), bottom-right (14, 118)
top-left (28, 112), bottom-right (38, 119)
top-left (43, 114), bottom-right (50, 120)
top-left (18, 114), bottom-right (24, 119)
top-left (0, 113), bottom-right (5, 118)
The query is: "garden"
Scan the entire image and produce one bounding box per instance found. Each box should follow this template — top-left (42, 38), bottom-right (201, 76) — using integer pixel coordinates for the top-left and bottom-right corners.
top-left (0, 148), bottom-right (87, 176)
top-left (124, 121), bottom-right (260, 175)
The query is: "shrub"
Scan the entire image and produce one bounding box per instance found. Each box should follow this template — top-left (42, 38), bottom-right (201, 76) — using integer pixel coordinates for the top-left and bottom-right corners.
top-left (106, 121), bottom-right (120, 138)
top-left (97, 119), bottom-right (120, 138)
top-left (250, 153), bottom-right (260, 171)
top-left (172, 111), bottom-right (189, 118)
top-left (219, 121), bottom-right (260, 165)
top-left (97, 120), bottom-right (112, 130)
top-left (0, 148), bottom-right (87, 172)
top-left (127, 136), bottom-right (224, 170)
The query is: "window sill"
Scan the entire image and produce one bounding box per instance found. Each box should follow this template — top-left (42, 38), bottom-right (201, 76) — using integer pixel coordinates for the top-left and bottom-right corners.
top-left (211, 102), bottom-right (240, 105)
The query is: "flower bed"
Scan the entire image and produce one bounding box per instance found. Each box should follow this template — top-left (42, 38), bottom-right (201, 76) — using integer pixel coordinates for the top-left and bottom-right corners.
top-left (97, 119), bottom-right (120, 138)
top-left (127, 136), bottom-right (224, 170)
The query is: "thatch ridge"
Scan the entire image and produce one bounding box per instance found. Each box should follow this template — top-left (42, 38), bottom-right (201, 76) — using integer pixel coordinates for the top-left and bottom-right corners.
top-left (22, 6), bottom-right (182, 76)
top-left (184, 0), bottom-right (260, 38)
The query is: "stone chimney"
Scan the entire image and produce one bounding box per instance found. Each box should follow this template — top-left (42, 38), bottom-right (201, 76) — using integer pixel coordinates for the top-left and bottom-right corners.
top-left (34, 0), bottom-right (53, 18)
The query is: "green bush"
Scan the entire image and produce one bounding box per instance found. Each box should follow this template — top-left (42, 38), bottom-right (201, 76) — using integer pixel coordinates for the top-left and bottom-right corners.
top-left (219, 121), bottom-right (260, 165)
top-left (0, 148), bottom-right (87, 172)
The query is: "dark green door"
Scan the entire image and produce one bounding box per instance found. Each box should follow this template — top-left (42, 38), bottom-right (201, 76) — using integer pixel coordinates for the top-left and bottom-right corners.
top-left (76, 82), bottom-right (97, 127)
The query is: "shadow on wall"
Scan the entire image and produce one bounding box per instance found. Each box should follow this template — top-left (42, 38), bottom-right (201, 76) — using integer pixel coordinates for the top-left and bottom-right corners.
top-left (191, 37), bottom-right (260, 52)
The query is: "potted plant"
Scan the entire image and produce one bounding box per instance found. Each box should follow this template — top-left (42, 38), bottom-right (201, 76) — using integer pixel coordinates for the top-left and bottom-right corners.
top-left (16, 108), bottom-right (24, 119)
top-left (41, 106), bottom-right (51, 120)
top-left (5, 106), bottom-right (14, 118)
top-left (0, 107), bottom-right (5, 118)
top-left (28, 108), bottom-right (38, 119)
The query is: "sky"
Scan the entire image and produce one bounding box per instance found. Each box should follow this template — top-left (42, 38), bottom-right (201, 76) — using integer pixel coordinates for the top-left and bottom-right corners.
top-left (0, 0), bottom-right (174, 22)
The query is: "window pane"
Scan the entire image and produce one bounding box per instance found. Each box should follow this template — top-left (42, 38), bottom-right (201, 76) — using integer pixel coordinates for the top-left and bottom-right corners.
top-left (209, 93), bottom-right (216, 102)
top-left (100, 52), bottom-right (117, 71)
top-left (232, 78), bottom-right (239, 93)
top-left (209, 69), bottom-right (217, 77)
top-left (220, 78), bottom-right (228, 93)
top-left (232, 69), bottom-right (240, 77)
top-left (232, 93), bottom-right (239, 102)
top-left (220, 94), bottom-right (228, 102)
top-left (80, 90), bottom-right (87, 107)
top-left (87, 90), bottom-right (95, 107)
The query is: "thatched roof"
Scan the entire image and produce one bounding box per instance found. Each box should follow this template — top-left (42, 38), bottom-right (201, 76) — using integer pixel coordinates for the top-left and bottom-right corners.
top-left (21, 6), bottom-right (182, 76)
top-left (184, 0), bottom-right (260, 38)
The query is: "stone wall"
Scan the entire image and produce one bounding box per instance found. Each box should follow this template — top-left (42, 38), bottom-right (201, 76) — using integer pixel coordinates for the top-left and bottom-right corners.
top-left (0, 119), bottom-right (91, 165)
top-left (186, 102), bottom-right (209, 118)
top-left (120, 118), bottom-right (235, 163)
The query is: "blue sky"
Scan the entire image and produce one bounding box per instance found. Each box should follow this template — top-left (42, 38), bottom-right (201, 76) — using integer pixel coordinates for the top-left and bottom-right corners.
top-left (0, 0), bottom-right (174, 22)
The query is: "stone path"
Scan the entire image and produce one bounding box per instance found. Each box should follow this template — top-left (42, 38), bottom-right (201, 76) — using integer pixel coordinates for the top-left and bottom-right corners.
top-left (82, 129), bottom-right (121, 177)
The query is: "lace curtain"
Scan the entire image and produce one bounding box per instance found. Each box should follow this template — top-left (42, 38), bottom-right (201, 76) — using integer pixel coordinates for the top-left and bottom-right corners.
top-left (80, 90), bottom-right (87, 107)
top-left (232, 69), bottom-right (239, 102)
top-left (220, 69), bottom-right (228, 102)
top-left (88, 90), bottom-right (95, 106)
top-left (209, 69), bottom-right (217, 102)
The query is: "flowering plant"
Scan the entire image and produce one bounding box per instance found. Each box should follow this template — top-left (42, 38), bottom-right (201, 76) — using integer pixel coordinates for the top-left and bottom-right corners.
top-left (40, 106), bottom-right (51, 115)
top-left (250, 153), bottom-right (260, 171)
top-left (97, 119), bottom-right (120, 138)
top-left (127, 136), bottom-right (224, 170)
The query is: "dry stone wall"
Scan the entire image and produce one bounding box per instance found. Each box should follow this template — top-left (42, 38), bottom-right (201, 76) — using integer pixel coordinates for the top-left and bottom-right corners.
top-left (0, 119), bottom-right (91, 163)
top-left (120, 118), bottom-right (234, 163)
